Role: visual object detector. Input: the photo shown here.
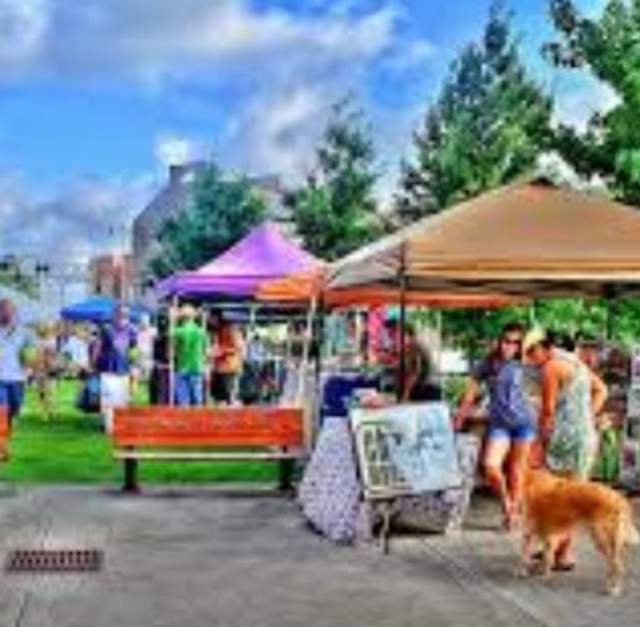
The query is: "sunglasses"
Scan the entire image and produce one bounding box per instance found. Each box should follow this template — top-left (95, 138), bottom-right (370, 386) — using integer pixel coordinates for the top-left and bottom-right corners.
top-left (502, 338), bottom-right (522, 347)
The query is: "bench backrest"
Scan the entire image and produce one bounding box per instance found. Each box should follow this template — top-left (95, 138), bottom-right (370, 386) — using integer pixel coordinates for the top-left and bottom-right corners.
top-left (0, 407), bottom-right (8, 442)
top-left (113, 406), bottom-right (304, 449)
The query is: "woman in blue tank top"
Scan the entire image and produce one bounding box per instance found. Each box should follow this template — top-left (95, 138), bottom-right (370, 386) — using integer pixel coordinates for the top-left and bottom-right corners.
top-left (455, 322), bottom-right (535, 530)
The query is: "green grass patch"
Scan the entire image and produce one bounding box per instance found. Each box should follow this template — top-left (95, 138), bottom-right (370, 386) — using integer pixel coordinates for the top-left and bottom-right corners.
top-left (1, 380), bottom-right (278, 485)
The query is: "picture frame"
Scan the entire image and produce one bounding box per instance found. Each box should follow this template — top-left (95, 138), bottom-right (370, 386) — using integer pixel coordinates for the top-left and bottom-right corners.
top-left (350, 403), bottom-right (462, 499)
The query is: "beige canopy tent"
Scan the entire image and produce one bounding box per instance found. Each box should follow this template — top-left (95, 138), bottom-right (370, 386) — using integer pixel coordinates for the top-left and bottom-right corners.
top-left (329, 179), bottom-right (640, 298)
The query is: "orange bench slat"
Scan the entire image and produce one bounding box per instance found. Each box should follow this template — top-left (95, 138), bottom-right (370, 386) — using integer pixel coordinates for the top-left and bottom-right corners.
top-left (0, 407), bottom-right (8, 440)
top-left (113, 406), bottom-right (304, 449)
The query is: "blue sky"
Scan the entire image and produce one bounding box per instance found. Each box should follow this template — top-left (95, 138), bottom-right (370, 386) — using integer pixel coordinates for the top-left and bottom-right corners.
top-left (0, 0), bottom-right (610, 261)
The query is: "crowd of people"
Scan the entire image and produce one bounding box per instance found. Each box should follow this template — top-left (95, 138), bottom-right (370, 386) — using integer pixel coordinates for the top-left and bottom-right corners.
top-left (0, 298), bottom-right (252, 423)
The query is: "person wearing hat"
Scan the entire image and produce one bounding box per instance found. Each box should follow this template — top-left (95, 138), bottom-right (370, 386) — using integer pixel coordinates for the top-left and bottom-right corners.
top-left (523, 328), bottom-right (608, 569)
top-left (455, 322), bottom-right (535, 530)
top-left (523, 328), bottom-right (607, 479)
top-left (171, 305), bottom-right (208, 406)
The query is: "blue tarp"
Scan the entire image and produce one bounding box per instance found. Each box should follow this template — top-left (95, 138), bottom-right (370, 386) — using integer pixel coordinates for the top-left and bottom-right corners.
top-left (61, 297), bottom-right (149, 323)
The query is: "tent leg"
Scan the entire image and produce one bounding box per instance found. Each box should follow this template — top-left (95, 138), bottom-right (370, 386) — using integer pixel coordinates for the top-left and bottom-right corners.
top-left (168, 296), bottom-right (178, 406)
top-left (606, 300), bottom-right (615, 341)
top-left (297, 296), bottom-right (317, 405)
top-left (397, 245), bottom-right (408, 402)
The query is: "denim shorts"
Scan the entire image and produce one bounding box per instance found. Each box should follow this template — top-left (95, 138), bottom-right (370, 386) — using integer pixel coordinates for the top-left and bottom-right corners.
top-left (487, 422), bottom-right (536, 443)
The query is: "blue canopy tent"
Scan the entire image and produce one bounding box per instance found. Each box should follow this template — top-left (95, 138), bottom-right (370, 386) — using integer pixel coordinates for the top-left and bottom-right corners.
top-left (61, 296), bottom-right (149, 324)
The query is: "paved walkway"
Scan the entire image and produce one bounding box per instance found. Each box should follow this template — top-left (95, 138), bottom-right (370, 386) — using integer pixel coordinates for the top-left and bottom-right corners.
top-left (0, 487), bottom-right (638, 627)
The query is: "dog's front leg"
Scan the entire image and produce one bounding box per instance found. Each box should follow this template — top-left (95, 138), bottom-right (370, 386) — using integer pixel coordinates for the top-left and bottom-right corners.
top-left (517, 529), bottom-right (535, 578)
top-left (540, 537), bottom-right (557, 579)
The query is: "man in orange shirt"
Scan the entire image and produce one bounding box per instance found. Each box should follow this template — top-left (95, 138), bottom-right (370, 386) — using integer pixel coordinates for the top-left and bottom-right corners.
top-left (210, 318), bottom-right (244, 405)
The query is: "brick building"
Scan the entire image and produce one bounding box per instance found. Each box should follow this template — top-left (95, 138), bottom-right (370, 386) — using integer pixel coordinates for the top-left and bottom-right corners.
top-left (89, 253), bottom-right (135, 301)
top-left (132, 162), bottom-right (291, 299)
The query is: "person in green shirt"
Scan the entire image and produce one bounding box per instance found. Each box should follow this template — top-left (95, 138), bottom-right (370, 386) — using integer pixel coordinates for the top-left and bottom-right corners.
top-left (171, 305), bottom-right (208, 406)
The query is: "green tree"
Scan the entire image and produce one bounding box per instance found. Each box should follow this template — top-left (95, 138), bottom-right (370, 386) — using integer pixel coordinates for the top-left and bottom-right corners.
top-left (546, 0), bottom-right (640, 205)
top-left (397, 1), bottom-right (553, 223)
top-left (544, 0), bottom-right (640, 346)
top-left (290, 101), bottom-right (382, 261)
top-left (150, 165), bottom-right (267, 279)
top-left (0, 257), bottom-right (37, 297)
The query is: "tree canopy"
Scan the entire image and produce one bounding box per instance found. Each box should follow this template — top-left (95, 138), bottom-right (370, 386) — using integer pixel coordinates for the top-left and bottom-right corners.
top-left (546, 0), bottom-right (640, 204)
top-left (289, 101), bottom-right (382, 261)
top-left (150, 165), bottom-right (266, 279)
top-left (397, 1), bottom-right (553, 223)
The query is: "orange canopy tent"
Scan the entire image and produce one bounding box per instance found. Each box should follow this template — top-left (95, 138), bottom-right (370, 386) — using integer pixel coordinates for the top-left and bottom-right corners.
top-left (257, 267), bottom-right (525, 309)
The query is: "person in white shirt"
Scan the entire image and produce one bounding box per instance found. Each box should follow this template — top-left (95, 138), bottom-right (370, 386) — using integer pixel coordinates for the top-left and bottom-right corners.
top-left (0, 299), bottom-right (35, 425)
top-left (60, 323), bottom-right (90, 375)
top-left (136, 314), bottom-right (157, 381)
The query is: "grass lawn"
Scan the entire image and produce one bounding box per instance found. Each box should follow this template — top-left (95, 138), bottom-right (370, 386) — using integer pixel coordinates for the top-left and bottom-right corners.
top-left (1, 380), bottom-right (278, 485)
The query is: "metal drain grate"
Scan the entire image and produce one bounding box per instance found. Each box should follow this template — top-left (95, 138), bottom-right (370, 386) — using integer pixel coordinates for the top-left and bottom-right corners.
top-left (5, 549), bottom-right (104, 573)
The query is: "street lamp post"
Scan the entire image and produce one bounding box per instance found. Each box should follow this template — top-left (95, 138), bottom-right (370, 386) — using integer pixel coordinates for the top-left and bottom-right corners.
top-left (35, 262), bottom-right (50, 306)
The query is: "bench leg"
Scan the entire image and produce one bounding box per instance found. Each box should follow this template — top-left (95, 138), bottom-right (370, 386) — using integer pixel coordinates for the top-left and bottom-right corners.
top-left (278, 458), bottom-right (295, 493)
top-left (123, 459), bottom-right (139, 493)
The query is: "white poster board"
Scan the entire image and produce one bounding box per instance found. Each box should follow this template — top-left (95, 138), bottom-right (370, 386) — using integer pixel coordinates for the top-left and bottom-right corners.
top-left (100, 374), bottom-right (130, 434)
top-left (351, 402), bottom-right (462, 499)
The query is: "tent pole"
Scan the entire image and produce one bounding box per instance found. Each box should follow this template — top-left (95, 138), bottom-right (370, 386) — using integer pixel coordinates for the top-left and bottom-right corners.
top-left (284, 320), bottom-right (292, 363)
top-left (201, 306), bottom-right (210, 406)
top-left (605, 285), bottom-right (617, 341)
top-left (311, 297), bottom-right (325, 448)
top-left (249, 304), bottom-right (257, 336)
top-left (297, 295), bottom-right (317, 405)
top-left (529, 300), bottom-right (537, 327)
top-left (168, 295), bottom-right (178, 406)
top-left (437, 309), bottom-right (443, 391)
top-left (355, 308), bottom-right (363, 368)
top-left (397, 244), bottom-right (408, 402)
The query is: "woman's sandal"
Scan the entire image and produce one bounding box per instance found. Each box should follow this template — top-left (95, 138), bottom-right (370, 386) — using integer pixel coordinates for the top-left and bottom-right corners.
top-left (502, 505), bottom-right (519, 532)
top-left (531, 551), bottom-right (576, 571)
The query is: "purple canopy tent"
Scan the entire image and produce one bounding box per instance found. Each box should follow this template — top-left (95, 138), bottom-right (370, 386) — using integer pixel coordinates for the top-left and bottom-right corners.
top-left (158, 222), bottom-right (321, 298)
top-left (158, 222), bottom-right (321, 410)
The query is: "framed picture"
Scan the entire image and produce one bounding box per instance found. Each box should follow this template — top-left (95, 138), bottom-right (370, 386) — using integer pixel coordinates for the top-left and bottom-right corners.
top-left (351, 403), bottom-right (462, 499)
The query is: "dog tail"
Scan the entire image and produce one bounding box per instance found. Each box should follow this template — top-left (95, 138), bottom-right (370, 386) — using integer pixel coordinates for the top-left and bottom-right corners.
top-left (621, 503), bottom-right (640, 546)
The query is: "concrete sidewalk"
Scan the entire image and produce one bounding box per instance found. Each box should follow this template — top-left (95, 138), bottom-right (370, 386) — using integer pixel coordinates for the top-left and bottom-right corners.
top-left (0, 487), bottom-right (638, 627)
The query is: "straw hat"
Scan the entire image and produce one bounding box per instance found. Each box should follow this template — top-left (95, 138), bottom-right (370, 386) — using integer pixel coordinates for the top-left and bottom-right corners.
top-left (522, 327), bottom-right (546, 355)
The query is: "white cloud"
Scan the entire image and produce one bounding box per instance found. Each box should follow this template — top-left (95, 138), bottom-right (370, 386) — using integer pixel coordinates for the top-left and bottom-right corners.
top-left (227, 85), bottom-right (328, 181)
top-left (0, 0), bottom-right (400, 83)
top-left (0, 171), bottom-right (155, 263)
top-left (384, 39), bottom-right (435, 73)
top-left (0, 0), bottom-right (438, 230)
top-left (154, 134), bottom-right (208, 169)
top-left (0, 0), bottom-right (420, 187)
top-left (536, 151), bottom-right (581, 186)
top-left (552, 71), bottom-right (620, 132)
top-left (0, 0), bottom-right (49, 69)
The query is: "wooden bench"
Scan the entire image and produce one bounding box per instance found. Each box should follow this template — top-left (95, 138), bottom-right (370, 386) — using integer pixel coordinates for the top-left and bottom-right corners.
top-left (112, 406), bottom-right (306, 493)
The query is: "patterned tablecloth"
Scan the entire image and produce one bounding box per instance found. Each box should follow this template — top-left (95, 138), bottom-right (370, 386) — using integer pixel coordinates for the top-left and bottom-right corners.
top-left (298, 417), bottom-right (480, 543)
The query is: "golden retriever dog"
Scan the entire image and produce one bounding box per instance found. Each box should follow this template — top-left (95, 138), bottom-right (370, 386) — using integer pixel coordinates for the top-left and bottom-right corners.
top-left (519, 469), bottom-right (639, 596)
